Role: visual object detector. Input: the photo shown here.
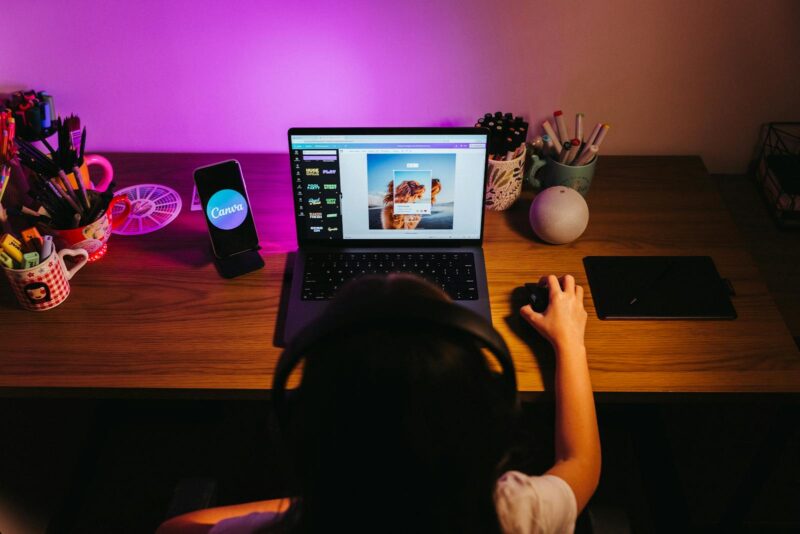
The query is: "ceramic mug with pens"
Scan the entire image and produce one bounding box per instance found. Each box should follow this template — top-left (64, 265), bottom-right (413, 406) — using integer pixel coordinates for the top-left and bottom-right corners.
top-left (2, 246), bottom-right (88, 311)
top-left (527, 154), bottom-right (597, 197)
top-left (49, 191), bottom-right (132, 262)
top-left (484, 143), bottom-right (527, 211)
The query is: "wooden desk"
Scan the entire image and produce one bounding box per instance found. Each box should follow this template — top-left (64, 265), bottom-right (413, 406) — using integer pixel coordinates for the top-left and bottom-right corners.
top-left (1, 155), bottom-right (798, 397)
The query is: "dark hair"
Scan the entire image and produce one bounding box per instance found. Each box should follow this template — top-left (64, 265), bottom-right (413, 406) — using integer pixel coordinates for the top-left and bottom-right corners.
top-left (268, 275), bottom-right (515, 533)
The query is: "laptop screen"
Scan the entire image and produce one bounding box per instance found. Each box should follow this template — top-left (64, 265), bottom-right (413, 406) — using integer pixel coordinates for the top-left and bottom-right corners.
top-left (289, 129), bottom-right (488, 243)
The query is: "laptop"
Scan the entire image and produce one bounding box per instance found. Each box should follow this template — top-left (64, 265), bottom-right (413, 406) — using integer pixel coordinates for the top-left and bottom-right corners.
top-left (284, 127), bottom-right (492, 343)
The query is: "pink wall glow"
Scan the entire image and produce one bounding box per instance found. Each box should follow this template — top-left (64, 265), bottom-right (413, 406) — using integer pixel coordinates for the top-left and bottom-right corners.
top-left (2, 0), bottom-right (799, 173)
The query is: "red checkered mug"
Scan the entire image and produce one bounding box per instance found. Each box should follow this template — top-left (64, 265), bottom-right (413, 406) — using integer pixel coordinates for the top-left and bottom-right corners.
top-left (2, 247), bottom-right (89, 311)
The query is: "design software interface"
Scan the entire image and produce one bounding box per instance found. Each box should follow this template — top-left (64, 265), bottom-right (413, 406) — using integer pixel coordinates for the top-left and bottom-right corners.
top-left (289, 134), bottom-right (487, 241)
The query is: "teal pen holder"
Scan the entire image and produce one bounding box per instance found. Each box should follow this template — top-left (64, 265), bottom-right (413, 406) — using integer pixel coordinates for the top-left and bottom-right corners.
top-left (527, 152), bottom-right (597, 197)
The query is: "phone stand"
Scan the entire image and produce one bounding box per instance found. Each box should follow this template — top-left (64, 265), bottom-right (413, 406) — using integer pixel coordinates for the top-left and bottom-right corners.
top-left (213, 248), bottom-right (265, 279)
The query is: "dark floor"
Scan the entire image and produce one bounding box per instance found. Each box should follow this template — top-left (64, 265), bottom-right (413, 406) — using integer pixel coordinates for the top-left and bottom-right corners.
top-left (1, 174), bottom-right (798, 534)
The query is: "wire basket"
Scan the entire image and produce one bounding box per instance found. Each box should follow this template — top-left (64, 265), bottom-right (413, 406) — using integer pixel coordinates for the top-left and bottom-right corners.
top-left (754, 122), bottom-right (800, 227)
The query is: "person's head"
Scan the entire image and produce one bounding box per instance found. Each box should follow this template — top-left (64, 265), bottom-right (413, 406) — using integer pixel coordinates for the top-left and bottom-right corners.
top-left (274, 274), bottom-right (517, 533)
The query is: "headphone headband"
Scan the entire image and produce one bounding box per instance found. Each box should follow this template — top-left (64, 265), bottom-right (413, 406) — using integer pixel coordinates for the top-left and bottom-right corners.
top-left (273, 295), bottom-right (517, 429)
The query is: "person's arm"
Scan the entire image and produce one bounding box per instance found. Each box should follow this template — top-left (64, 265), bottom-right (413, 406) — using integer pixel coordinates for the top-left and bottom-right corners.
top-left (519, 274), bottom-right (601, 514)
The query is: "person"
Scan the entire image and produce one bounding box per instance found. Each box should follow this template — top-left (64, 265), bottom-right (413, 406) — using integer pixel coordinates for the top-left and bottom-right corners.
top-left (158, 274), bottom-right (600, 534)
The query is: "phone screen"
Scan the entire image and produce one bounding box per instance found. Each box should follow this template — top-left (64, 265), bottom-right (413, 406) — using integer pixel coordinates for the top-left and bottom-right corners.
top-left (193, 160), bottom-right (259, 258)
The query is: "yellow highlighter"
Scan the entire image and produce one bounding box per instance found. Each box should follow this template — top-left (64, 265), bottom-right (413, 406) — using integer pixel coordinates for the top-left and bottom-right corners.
top-left (1, 233), bottom-right (23, 263)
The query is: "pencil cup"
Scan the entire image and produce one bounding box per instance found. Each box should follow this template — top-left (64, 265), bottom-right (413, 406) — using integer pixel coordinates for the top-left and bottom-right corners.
top-left (485, 144), bottom-right (527, 211)
top-left (49, 194), bottom-right (132, 262)
top-left (2, 247), bottom-right (88, 311)
top-left (528, 156), bottom-right (597, 197)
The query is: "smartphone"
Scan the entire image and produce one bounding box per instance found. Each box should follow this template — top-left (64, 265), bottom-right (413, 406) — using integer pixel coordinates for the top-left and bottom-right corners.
top-left (193, 160), bottom-right (260, 259)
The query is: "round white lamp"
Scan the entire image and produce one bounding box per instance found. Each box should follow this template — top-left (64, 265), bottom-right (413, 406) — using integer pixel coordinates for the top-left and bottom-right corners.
top-left (529, 187), bottom-right (589, 244)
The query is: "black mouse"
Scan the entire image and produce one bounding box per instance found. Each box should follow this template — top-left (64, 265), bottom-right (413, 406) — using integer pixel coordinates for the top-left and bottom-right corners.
top-left (525, 283), bottom-right (550, 313)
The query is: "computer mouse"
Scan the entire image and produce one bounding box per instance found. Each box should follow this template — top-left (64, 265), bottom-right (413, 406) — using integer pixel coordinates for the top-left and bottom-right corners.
top-left (525, 283), bottom-right (549, 313)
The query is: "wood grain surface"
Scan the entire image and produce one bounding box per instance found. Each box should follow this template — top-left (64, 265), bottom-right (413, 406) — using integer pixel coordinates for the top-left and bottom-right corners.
top-left (0, 154), bottom-right (797, 396)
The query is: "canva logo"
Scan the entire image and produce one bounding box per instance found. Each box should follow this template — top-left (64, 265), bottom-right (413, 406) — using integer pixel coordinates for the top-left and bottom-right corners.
top-left (207, 189), bottom-right (248, 230)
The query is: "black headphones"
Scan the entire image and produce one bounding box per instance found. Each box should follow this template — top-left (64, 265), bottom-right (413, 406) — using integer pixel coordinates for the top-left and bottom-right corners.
top-left (273, 295), bottom-right (518, 431)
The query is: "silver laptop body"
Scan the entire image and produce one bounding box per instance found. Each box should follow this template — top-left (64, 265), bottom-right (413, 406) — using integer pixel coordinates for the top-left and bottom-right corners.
top-left (284, 127), bottom-right (492, 343)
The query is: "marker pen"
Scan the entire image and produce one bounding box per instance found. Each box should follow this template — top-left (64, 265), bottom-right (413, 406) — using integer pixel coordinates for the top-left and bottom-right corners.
top-left (0, 250), bottom-right (13, 269)
top-left (21, 227), bottom-right (43, 253)
top-left (566, 138), bottom-right (581, 165)
top-left (541, 121), bottom-right (561, 154)
top-left (558, 141), bottom-right (572, 163)
top-left (22, 251), bottom-right (39, 269)
top-left (576, 113), bottom-right (584, 143)
top-left (1, 233), bottom-right (23, 263)
top-left (554, 110), bottom-right (570, 143)
top-left (593, 124), bottom-right (610, 148)
top-left (578, 123), bottom-right (603, 161)
top-left (506, 137), bottom-right (516, 160)
top-left (41, 92), bottom-right (55, 124)
top-left (40, 235), bottom-right (54, 260)
top-left (585, 122), bottom-right (603, 147)
top-left (575, 145), bottom-right (599, 166)
top-left (41, 102), bottom-right (51, 130)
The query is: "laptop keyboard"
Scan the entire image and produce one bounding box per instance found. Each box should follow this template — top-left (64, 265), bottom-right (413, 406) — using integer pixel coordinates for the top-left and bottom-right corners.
top-left (302, 252), bottom-right (478, 301)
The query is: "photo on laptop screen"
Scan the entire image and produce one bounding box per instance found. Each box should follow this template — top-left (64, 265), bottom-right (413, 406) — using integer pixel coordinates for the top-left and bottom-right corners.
top-left (367, 153), bottom-right (455, 230)
top-left (392, 170), bottom-right (432, 215)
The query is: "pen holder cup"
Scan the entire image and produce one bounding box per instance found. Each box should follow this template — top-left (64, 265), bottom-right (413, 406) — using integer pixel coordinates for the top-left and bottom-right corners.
top-left (528, 155), bottom-right (597, 197)
top-left (48, 194), bottom-right (132, 262)
top-left (2, 247), bottom-right (88, 311)
top-left (485, 144), bottom-right (527, 211)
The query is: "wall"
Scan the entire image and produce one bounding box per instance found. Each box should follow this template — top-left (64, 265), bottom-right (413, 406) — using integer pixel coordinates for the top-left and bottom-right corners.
top-left (2, 0), bottom-right (799, 173)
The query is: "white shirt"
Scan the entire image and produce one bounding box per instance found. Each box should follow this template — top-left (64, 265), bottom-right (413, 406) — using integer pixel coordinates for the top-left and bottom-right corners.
top-left (211, 471), bottom-right (576, 534)
top-left (494, 472), bottom-right (577, 534)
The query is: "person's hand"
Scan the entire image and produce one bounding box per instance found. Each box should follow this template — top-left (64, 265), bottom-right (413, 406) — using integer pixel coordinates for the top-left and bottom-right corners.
top-left (520, 274), bottom-right (587, 352)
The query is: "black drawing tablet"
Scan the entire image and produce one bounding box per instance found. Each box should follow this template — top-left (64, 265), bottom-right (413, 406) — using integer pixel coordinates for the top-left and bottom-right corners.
top-left (583, 256), bottom-right (737, 320)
